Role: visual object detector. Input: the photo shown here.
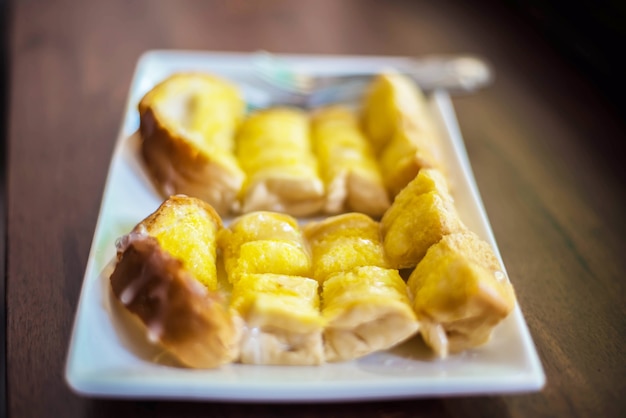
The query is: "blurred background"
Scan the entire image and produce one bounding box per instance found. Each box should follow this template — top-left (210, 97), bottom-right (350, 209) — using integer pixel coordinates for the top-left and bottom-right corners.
top-left (2, 1), bottom-right (626, 417)
top-left (3, 0), bottom-right (626, 115)
top-left (3, 0), bottom-right (626, 158)
top-left (502, 0), bottom-right (626, 116)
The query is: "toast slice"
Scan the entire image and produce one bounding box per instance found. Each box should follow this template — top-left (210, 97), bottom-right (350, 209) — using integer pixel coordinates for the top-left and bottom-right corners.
top-left (322, 266), bottom-right (419, 362)
top-left (230, 273), bottom-right (325, 365)
top-left (110, 195), bottom-right (240, 368)
top-left (361, 72), bottom-right (444, 198)
top-left (381, 168), bottom-right (465, 269)
top-left (304, 213), bottom-right (418, 361)
top-left (407, 231), bottom-right (516, 357)
top-left (303, 213), bottom-right (388, 284)
top-left (139, 73), bottom-right (245, 214)
top-left (311, 106), bottom-right (389, 217)
top-left (236, 108), bottom-right (325, 216)
top-left (218, 211), bottom-right (312, 284)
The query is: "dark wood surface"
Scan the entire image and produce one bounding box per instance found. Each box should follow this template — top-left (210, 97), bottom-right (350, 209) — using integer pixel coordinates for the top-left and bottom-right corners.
top-left (1, 0), bottom-right (7, 414)
top-left (5, 0), bottom-right (626, 417)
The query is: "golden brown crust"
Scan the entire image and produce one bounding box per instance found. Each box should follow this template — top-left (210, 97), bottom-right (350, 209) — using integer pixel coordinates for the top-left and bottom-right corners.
top-left (140, 109), bottom-right (245, 215)
top-left (110, 235), bottom-right (240, 368)
top-left (135, 194), bottom-right (223, 235)
top-left (133, 194), bottom-right (223, 291)
top-left (138, 74), bottom-right (245, 215)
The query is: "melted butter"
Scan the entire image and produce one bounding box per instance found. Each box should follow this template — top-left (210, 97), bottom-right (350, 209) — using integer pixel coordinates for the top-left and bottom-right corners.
top-left (118, 245), bottom-right (158, 306)
top-left (421, 321), bottom-right (449, 359)
top-left (147, 322), bottom-right (164, 344)
top-left (241, 325), bottom-right (263, 364)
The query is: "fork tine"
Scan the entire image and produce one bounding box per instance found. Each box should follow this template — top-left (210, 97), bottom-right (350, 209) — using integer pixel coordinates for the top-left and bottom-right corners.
top-left (252, 50), bottom-right (315, 94)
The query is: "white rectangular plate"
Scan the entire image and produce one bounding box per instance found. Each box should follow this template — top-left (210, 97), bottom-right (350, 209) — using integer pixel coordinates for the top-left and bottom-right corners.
top-left (65, 50), bottom-right (545, 402)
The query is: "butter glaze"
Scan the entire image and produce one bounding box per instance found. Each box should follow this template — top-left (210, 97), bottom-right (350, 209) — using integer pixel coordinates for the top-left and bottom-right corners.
top-left (110, 234), bottom-right (240, 368)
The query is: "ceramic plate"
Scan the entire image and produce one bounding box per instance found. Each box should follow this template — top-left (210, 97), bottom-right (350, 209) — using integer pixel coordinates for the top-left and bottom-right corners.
top-left (64, 50), bottom-right (545, 402)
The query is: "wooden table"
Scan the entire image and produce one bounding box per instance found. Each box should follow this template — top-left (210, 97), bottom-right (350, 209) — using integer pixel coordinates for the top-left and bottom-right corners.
top-left (4, 0), bottom-right (626, 416)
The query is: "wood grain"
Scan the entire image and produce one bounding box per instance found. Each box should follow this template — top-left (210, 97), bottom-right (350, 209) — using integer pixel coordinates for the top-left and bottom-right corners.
top-left (5, 0), bottom-right (626, 417)
top-left (1, 0), bottom-right (8, 415)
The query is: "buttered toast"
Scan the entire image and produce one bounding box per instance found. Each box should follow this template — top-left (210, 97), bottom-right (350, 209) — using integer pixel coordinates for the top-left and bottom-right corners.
top-left (235, 108), bottom-right (325, 216)
top-left (311, 106), bottom-right (389, 217)
top-left (139, 73), bottom-right (246, 215)
top-left (110, 70), bottom-right (519, 369)
top-left (110, 195), bottom-right (240, 368)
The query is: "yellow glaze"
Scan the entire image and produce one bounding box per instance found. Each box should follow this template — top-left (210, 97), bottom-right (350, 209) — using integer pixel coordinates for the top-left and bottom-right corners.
top-left (381, 168), bottom-right (465, 269)
top-left (304, 213), bottom-right (388, 284)
top-left (322, 266), bottom-right (414, 324)
top-left (218, 211), bottom-right (311, 283)
top-left (139, 72), bottom-right (243, 154)
top-left (361, 72), bottom-right (443, 198)
top-left (138, 73), bottom-right (246, 214)
top-left (311, 106), bottom-right (389, 216)
top-left (231, 273), bottom-right (324, 333)
top-left (136, 195), bottom-right (222, 290)
top-left (235, 108), bottom-right (324, 215)
top-left (408, 231), bottom-right (516, 356)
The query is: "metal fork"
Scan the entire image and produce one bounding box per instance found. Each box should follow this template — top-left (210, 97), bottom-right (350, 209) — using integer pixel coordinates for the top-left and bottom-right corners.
top-left (250, 50), bottom-right (494, 109)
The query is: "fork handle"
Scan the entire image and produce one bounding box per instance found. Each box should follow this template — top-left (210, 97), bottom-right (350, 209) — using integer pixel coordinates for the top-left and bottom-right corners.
top-left (313, 55), bottom-right (493, 94)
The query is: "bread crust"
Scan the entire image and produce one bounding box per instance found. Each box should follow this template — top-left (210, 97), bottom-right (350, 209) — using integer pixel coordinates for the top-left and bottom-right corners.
top-left (110, 195), bottom-right (240, 368)
top-left (110, 234), bottom-right (240, 368)
top-left (138, 73), bottom-right (245, 215)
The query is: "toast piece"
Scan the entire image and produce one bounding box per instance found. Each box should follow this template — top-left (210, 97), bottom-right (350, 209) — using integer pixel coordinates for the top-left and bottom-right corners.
top-left (322, 266), bottom-right (419, 362)
top-left (230, 273), bottom-right (325, 365)
top-left (133, 194), bottom-right (222, 290)
top-left (381, 168), bottom-right (465, 269)
top-left (218, 211), bottom-right (312, 284)
top-left (139, 73), bottom-right (245, 214)
top-left (311, 106), bottom-right (389, 217)
top-left (361, 72), bottom-right (432, 152)
top-left (218, 212), bottom-right (322, 364)
top-left (407, 231), bottom-right (517, 358)
top-left (110, 195), bottom-right (240, 368)
top-left (379, 118), bottom-right (443, 198)
top-left (236, 108), bottom-right (325, 216)
top-left (304, 213), bottom-right (418, 361)
top-left (303, 213), bottom-right (388, 284)
top-left (361, 72), bottom-right (443, 198)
